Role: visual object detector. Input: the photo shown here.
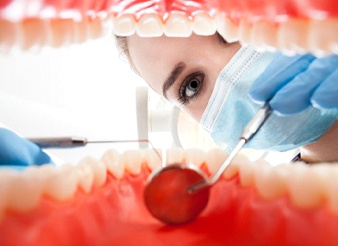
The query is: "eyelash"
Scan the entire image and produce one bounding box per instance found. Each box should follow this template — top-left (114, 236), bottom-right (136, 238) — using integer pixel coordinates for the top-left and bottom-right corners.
top-left (178, 72), bottom-right (205, 105)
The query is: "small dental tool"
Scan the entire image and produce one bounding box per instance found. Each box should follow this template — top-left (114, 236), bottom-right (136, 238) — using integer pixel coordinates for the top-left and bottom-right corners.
top-left (144, 103), bottom-right (272, 225)
top-left (30, 137), bottom-right (163, 163)
top-left (29, 137), bottom-right (151, 148)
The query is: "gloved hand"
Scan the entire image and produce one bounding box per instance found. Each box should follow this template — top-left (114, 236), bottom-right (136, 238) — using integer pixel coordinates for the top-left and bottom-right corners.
top-left (248, 53), bottom-right (338, 115)
top-left (0, 128), bottom-right (52, 166)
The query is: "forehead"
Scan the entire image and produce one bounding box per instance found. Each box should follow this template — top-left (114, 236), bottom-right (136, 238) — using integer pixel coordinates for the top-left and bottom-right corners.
top-left (127, 34), bottom-right (212, 93)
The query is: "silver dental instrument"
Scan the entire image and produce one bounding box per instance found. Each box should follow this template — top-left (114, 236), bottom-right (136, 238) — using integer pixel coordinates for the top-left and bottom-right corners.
top-left (144, 103), bottom-right (272, 225)
top-left (30, 137), bottom-right (163, 162)
top-left (29, 137), bottom-right (151, 149)
top-left (188, 103), bottom-right (272, 193)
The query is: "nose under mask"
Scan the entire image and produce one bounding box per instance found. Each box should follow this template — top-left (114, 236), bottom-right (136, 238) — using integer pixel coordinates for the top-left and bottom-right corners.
top-left (200, 46), bottom-right (338, 153)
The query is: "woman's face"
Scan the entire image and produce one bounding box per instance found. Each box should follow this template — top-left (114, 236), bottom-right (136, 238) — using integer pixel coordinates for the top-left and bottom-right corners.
top-left (128, 34), bottom-right (241, 120)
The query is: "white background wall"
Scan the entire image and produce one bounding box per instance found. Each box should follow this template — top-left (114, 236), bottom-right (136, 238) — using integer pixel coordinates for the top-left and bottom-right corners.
top-left (0, 36), bottom-right (148, 163)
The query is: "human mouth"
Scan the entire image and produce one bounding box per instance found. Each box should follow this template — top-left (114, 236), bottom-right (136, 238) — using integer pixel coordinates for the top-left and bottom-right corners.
top-left (1, 1), bottom-right (338, 245)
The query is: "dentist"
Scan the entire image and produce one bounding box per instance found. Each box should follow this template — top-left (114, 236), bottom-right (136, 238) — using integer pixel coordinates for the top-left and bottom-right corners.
top-left (116, 33), bottom-right (338, 163)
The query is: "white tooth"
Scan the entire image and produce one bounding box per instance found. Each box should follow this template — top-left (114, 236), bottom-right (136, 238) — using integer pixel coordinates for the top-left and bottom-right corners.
top-left (144, 148), bottom-right (162, 171)
top-left (44, 164), bottom-right (78, 201)
top-left (308, 18), bottom-right (338, 56)
top-left (251, 20), bottom-right (277, 52)
top-left (166, 148), bottom-right (185, 165)
top-left (254, 163), bottom-right (288, 200)
top-left (123, 149), bottom-right (144, 175)
top-left (6, 167), bottom-right (44, 213)
top-left (0, 19), bottom-right (20, 53)
top-left (225, 153), bottom-right (250, 179)
top-left (113, 14), bottom-right (136, 36)
top-left (239, 160), bottom-right (256, 187)
top-left (88, 17), bottom-right (104, 39)
top-left (205, 148), bottom-right (227, 174)
top-left (287, 163), bottom-right (325, 209)
top-left (50, 18), bottom-right (75, 48)
top-left (73, 18), bottom-right (89, 44)
top-left (239, 19), bottom-right (251, 45)
top-left (0, 170), bottom-right (19, 219)
top-left (164, 13), bottom-right (192, 37)
top-left (323, 164), bottom-right (338, 213)
top-left (185, 148), bottom-right (207, 168)
top-left (21, 19), bottom-right (42, 50)
top-left (85, 157), bottom-right (107, 186)
top-left (77, 160), bottom-right (94, 193)
top-left (277, 19), bottom-right (309, 55)
top-left (102, 150), bottom-right (124, 179)
top-left (216, 15), bottom-right (239, 43)
top-left (136, 14), bottom-right (163, 37)
top-left (192, 13), bottom-right (217, 36)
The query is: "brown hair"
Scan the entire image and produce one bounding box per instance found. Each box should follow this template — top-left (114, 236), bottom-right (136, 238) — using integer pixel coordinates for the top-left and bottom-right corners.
top-left (114, 35), bottom-right (139, 74)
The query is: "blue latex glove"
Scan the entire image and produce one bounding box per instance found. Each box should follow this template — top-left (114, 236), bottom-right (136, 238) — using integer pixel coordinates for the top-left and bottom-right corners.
top-left (249, 53), bottom-right (338, 115)
top-left (0, 128), bottom-right (52, 166)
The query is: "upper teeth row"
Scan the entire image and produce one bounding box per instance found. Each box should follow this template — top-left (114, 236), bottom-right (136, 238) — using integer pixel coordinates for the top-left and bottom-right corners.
top-left (0, 13), bottom-right (337, 55)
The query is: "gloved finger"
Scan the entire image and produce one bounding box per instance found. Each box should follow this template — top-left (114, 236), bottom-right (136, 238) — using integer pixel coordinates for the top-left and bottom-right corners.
top-left (249, 53), bottom-right (316, 103)
top-left (311, 69), bottom-right (338, 109)
top-left (0, 128), bottom-right (52, 166)
top-left (269, 55), bottom-right (338, 115)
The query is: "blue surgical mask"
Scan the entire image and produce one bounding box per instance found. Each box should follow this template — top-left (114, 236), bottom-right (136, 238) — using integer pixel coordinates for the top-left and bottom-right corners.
top-left (200, 46), bottom-right (338, 153)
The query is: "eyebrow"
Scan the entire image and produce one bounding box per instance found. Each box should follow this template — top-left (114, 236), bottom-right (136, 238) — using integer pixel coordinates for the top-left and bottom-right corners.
top-left (162, 62), bottom-right (186, 99)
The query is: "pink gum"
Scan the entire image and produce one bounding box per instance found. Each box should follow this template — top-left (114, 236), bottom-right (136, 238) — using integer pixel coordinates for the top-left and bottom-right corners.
top-left (0, 0), bottom-right (337, 21)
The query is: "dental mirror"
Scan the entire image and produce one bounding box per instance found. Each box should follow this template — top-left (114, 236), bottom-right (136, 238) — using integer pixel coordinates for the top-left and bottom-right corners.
top-left (144, 104), bottom-right (272, 225)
